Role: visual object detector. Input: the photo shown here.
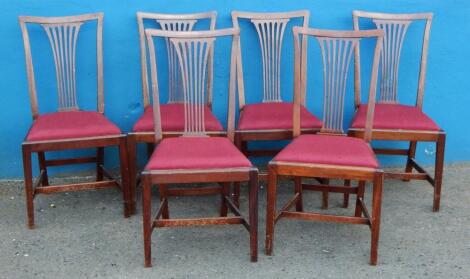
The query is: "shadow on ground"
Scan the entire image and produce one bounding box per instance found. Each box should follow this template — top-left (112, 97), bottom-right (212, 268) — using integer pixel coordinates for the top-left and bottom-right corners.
top-left (1, 164), bottom-right (469, 278)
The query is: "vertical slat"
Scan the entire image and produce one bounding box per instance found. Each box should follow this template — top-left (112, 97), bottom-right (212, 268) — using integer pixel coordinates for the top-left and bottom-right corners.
top-left (172, 38), bottom-right (214, 136)
top-left (318, 37), bottom-right (358, 134)
top-left (42, 22), bottom-right (83, 111)
top-left (157, 19), bottom-right (197, 103)
top-left (251, 19), bottom-right (288, 103)
top-left (373, 19), bottom-right (411, 103)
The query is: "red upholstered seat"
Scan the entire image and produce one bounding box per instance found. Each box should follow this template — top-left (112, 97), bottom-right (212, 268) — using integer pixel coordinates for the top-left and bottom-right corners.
top-left (351, 104), bottom-right (440, 131)
top-left (237, 102), bottom-right (322, 131)
top-left (145, 137), bottom-right (252, 171)
top-left (26, 111), bottom-right (121, 142)
top-left (133, 104), bottom-right (224, 132)
top-left (274, 134), bottom-right (379, 169)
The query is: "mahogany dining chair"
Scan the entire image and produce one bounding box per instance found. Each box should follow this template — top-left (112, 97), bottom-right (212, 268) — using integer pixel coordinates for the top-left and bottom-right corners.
top-left (19, 13), bottom-right (132, 229)
top-left (141, 27), bottom-right (258, 267)
top-left (349, 11), bottom-right (445, 212)
top-left (265, 27), bottom-right (385, 265)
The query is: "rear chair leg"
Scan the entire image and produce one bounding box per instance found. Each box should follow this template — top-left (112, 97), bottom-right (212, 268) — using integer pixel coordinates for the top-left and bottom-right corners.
top-left (22, 145), bottom-right (35, 229)
top-left (265, 167), bottom-right (277, 256)
top-left (343, 180), bottom-right (351, 208)
top-left (118, 138), bottom-right (131, 218)
top-left (233, 134), bottom-right (243, 208)
top-left (38, 152), bottom-right (49, 186)
top-left (370, 172), bottom-right (383, 265)
top-left (158, 184), bottom-right (169, 219)
top-left (433, 134), bottom-right (446, 212)
top-left (249, 170), bottom-right (259, 262)
top-left (146, 143), bottom-right (154, 160)
top-left (294, 177), bottom-right (303, 212)
top-left (220, 182), bottom-right (230, 217)
top-left (355, 181), bottom-right (366, 217)
top-left (403, 141), bottom-right (417, 181)
top-left (233, 182), bottom-right (241, 208)
top-left (322, 178), bottom-right (329, 209)
top-left (127, 135), bottom-right (137, 215)
top-left (142, 176), bottom-right (153, 267)
top-left (96, 147), bottom-right (104, 181)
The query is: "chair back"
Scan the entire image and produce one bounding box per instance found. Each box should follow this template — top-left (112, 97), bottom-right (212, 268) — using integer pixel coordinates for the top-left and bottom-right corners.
top-left (19, 13), bottom-right (104, 119)
top-left (232, 11), bottom-right (309, 108)
top-left (145, 28), bottom-right (240, 142)
top-left (293, 27), bottom-right (384, 142)
top-left (137, 12), bottom-right (217, 108)
top-left (353, 11), bottom-right (432, 108)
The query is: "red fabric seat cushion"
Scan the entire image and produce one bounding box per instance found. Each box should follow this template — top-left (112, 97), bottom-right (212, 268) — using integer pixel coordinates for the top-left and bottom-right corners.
top-left (274, 134), bottom-right (379, 169)
top-left (145, 137), bottom-right (252, 171)
top-left (26, 111), bottom-right (121, 142)
top-left (237, 102), bottom-right (322, 131)
top-left (133, 104), bottom-right (224, 132)
top-left (351, 104), bottom-right (440, 131)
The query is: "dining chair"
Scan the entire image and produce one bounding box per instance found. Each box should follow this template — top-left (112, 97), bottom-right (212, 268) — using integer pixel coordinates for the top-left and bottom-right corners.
top-left (141, 28), bottom-right (258, 267)
top-left (19, 13), bottom-right (131, 229)
top-left (128, 11), bottom-right (220, 214)
top-left (266, 27), bottom-right (384, 265)
top-left (231, 10), bottom-right (322, 206)
top-left (349, 11), bottom-right (445, 211)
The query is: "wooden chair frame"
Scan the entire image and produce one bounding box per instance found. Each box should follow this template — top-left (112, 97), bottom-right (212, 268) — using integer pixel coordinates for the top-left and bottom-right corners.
top-left (128, 11), bottom-right (218, 214)
top-left (231, 10), bottom-right (313, 158)
top-left (349, 11), bottom-right (445, 212)
top-left (266, 27), bottom-right (385, 265)
top-left (141, 28), bottom-right (258, 267)
top-left (19, 13), bottom-right (131, 229)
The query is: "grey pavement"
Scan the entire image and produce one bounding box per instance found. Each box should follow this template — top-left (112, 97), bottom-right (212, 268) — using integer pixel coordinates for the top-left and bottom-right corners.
top-left (1, 164), bottom-right (469, 278)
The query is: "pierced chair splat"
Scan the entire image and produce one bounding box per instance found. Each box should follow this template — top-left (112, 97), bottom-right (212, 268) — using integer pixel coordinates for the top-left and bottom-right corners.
top-left (265, 27), bottom-right (385, 265)
top-left (232, 10), bottom-right (322, 157)
top-left (349, 11), bottom-right (445, 212)
top-left (19, 13), bottom-right (132, 229)
top-left (141, 28), bottom-right (259, 268)
top-left (128, 11), bottom-right (219, 214)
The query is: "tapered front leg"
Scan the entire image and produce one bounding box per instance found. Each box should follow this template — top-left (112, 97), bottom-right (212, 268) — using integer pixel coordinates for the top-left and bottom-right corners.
top-left (249, 170), bottom-right (259, 262)
top-left (265, 166), bottom-right (277, 256)
top-left (22, 145), bottom-right (35, 229)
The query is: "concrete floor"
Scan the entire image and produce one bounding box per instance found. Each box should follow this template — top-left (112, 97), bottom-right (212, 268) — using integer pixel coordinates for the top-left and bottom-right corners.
top-left (1, 164), bottom-right (469, 279)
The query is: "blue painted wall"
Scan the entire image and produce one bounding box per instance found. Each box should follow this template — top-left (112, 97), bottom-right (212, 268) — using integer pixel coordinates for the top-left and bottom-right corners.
top-left (0, 0), bottom-right (468, 178)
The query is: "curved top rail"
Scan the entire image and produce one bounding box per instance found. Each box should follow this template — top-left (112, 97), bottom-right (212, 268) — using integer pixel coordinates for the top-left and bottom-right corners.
top-left (293, 27), bottom-right (384, 39)
top-left (232, 10), bottom-right (309, 20)
top-left (19, 13), bottom-right (103, 24)
top-left (353, 10), bottom-right (432, 21)
top-left (137, 11), bottom-right (217, 21)
top-left (145, 28), bottom-right (239, 39)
